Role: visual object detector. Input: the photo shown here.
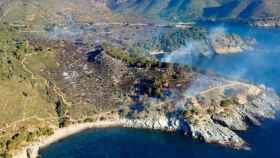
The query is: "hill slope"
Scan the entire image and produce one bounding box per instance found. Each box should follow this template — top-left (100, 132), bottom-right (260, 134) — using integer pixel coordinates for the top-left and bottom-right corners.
top-left (204, 0), bottom-right (280, 19)
top-left (108, 0), bottom-right (280, 21)
top-left (107, 0), bottom-right (222, 20)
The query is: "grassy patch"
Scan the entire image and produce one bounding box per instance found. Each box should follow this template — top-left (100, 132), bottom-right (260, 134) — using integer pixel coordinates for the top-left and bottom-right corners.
top-left (0, 24), bottom-right (59, 155)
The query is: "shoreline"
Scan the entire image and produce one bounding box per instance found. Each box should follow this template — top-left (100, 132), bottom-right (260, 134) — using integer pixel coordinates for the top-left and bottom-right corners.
top-left (13, 106), bottom-right (264, 158)
top-left (13, 114), bottom-right (252, 158)
top-left (40, 120), bottom-right (124, 149)
top-left (13, 120), bottom-right (126, 158)
top-left (13, 118), bottom-right (175, 158)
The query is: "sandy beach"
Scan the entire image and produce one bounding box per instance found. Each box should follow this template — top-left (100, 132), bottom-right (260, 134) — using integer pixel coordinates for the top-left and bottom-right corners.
top-left (13, 120), bottom-right (125, 158)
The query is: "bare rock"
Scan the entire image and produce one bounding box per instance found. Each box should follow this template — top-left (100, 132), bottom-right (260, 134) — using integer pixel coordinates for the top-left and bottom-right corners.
top-left (187, 115), bottom-right (246, 149)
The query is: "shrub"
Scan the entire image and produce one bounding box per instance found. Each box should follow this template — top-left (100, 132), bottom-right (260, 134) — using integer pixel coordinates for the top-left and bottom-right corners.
top-left (26, 132), bottom-right (36, 142)
top-left (58, 117), bottom-right (71, 128)
top-left (0, 141), bottom-right (5, 153)
top-left (55, 100), bottom-right (70, 127)
top-left (6, 130), bottom-right (30, 151)
top-left (0, 153), bottom-right (12, 158)
top-left (183, 108), bottom-right (198, 119)
top-left (5, 127), bottom-right (54, 152)
top-left (83, 118), bottom-right (94, 123)
top-left (37, 127), bottom-right (54, 136)
top-left (155, 27), bottom-right (207, 52)
top-left (220, 99), bottom-right (236, 107)
top-left (183, 108), bottom-right (201, 125)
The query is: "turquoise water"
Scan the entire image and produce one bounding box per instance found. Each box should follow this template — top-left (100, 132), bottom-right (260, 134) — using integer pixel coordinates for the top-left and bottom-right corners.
top-left (40, 23), bottom-right (280, 158)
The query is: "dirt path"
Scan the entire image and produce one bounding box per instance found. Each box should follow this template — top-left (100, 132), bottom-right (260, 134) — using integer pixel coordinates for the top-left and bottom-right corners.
top-left (197, 81), bottom-right (252, 96)
top-left (21, 52), bottom-right (72, 106)
top-left (0, 116), bottom-right (57, 135)
top-left (0, 52), bottom-right (70, 133)
top-left (13, 21), bottom-right (193, 33)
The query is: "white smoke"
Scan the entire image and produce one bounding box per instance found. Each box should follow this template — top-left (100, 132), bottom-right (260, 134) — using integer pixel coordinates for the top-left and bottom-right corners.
top-left (161, 40), bottom-right (213, 66)
top-left (208, 26), bottom-right (229, 40)
top-left (48, 26), bottom-right (83, 40)
top-left (46, 13), bottom-right (85, 41)
top-left (160, 26), bottom-right (233, 65)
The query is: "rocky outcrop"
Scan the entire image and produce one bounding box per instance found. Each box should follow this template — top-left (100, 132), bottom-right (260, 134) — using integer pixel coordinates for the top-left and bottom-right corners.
top-left (121, 111), bottom-right (246, 149)
top-left (211, 109), bottom-right (248, 131)
top-left (183, 86), bottom-right (280, 149)
top-left (181, 97), bottom-right (247, 149)
top-left (181, 74), bottom-right (280, 149)
top-left (122, 116), bottom-right (180, 131)
top-left (187, 116), bottom-right (246, 149)
top-left (241, 87), bottom-right (280, 121)
top-left (123, 70), bottom-right (280, 150)
top-left (120, 110), bottom-right (189, 132)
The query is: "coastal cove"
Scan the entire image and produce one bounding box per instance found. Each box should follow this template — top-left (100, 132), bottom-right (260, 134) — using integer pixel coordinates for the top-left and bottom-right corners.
top-left (39, 119), bottom-right (280, 158)
top-left (2, 1), bottom-right (280, 158)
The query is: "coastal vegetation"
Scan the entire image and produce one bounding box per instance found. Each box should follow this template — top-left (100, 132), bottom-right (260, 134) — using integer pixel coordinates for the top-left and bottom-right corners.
top-left (0, 24), bottom-right (61, 156)
top-left (0, 127), bottom-right (53, 156)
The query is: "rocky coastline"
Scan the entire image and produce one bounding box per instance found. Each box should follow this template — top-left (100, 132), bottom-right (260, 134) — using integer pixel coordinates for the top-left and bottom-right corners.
top-left (10, 118), bottom-right (232, 158)
top-left (13, 81), bottom-right (280, 158)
